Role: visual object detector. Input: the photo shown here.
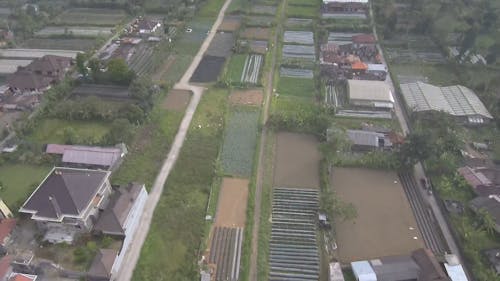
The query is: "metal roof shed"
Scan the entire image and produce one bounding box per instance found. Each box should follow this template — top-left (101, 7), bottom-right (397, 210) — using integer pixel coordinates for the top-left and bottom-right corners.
top-left (444, 263), bottom-right (468, 281)
top-left (329, 262), bottom-right (345, 281)
top-left (352, 261), bottom-right (377, 281)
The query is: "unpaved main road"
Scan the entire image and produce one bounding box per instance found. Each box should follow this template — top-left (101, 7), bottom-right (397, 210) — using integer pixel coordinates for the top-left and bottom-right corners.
top-left (113, 0), bottom-right (233, 279)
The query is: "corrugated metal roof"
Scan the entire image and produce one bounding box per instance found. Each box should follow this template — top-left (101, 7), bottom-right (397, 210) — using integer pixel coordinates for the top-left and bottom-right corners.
top-left (348, 80), bottom-right (394, 103)
top-left (46, 144), bottom-right (125, 167)
top-left (347, 129), bottom-right (392, 147)
top-left (444, 263), bottom-right (468, 281)
top-left (401, 82), bottom-right (493, 119)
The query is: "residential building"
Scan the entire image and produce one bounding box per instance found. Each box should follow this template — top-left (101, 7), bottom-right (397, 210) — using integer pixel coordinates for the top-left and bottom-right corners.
top-left (137, 19), bottom-right (161, 34)
top-left (347, 80), bottom-right (394, 110)
top-left (88, 249), bottom-right (118, 281)
top-left (46, 143), bottom-right (128, 171)
top-left (400, 82), bottom-right (493, 125)
top-left (18, 167), bottom-right (112, 243)
top-left (347, 129), bottom-right (393, 150)
top-left (458, 166), bottom-right (500, 196)
top-left (469, 195), bottom-right (500, 234)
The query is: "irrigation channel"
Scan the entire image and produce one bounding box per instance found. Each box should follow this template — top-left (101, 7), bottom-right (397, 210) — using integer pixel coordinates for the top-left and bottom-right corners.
top-left (270, 187), bottom-right (320, 281)
top-left (209, 226), bottom-right (244, 281)
top-left (399, 173), bottom-right (448, 255)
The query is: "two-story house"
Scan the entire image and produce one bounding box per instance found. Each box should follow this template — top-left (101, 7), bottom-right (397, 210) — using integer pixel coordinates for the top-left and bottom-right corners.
top-left (18, 167), bottom-right (111, 244)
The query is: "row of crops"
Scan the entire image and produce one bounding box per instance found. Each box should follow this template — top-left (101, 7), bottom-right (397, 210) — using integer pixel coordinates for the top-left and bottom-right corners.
top-left (283, 31), bottom-right (314, 45)
top-left (241, 55), bottom-right (263, 84)
top-left (280, 67), bottom-right (313, 78)
top-left (269, 187), bottom-right (320, 281)
top-left (282, 44), bottom-right (315, 60)
top-left (129, 45), bottom-right (155, 77)
top-left (220, 109), bottom-right (260, 177)
top-left (209, 227), bottom-right (244, 281)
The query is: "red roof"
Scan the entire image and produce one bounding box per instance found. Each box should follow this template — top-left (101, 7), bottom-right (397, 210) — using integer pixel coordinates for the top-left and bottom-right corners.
top-left (352, 34), bottom-right (376, 44)
top-left (0, 219), bottom-right (16, 245)
top-left (9, 274), bottom-right (36, 281)
top-left (0, 255), bottom-right (12, 278)
top-left (351, 61), bottom-right (368, 70)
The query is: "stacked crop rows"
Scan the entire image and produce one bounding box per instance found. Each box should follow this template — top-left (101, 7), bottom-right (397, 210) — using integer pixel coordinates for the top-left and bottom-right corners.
top-left (269, 187), bottom-right (320, 281)
top-left (209, 227), bottom-right (244, 281)
top-left (282, 45), bottom-right (315, 60)
top-left (283, 31), bottom-right (314, 45)
top-left (241, 54), bottom-right (263, 84)
top-left (280, 67), bottom-right (313, 78)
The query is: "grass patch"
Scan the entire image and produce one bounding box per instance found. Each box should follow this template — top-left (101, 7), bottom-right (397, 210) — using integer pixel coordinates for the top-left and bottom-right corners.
top-left (132, 89), bottom-right (228, 281)
top-left (198, 0), bottom-right (227, 18)
top-left (288, 0), bottom-right (320, 7)
top-left (0, 164), bottom-right (52, 210)
top-left (26, 118), bottom-right (111, 145)
top-left (112, 107), bottom-right (184, 189)
top-left (286, 5), bottom-right (318, 18)
top-left (391, 63), bottom-right (460, 86)
top-left (226, 54), bottom-right (247, 84)
top-left (277, 76), bottom-right (315, 97)
top-left (221, 108), bottom-right (260, 177)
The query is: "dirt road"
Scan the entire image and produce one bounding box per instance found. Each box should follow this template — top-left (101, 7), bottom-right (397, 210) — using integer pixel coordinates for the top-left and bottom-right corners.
top-left (113, 0), bottom-right (233, 279)
top-left (248, 1), bottom-right (286, 280)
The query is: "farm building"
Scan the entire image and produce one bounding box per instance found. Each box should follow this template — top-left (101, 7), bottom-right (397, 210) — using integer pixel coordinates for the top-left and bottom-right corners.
top-left (351, 261), bottom-right (376, 281)
top-left (470, 195), bottom-right (500, 234)
top-left (400, 82), bottom-right (493, 124)
top-left (45, 143), bottom-right (128, 171)
top-left (137, 19), bottom-right (161, 34)
top-left (18, 167), bottom-right (112, 244)
top-left (346, 129), bottom-right (393, 150)
top-left (347, 80), bottom-right (394, 110)
top-left (458, 166), bottom-right (500, 196)
top-left (443, 255), bottom-right (468, 281)
top-left (323, 0), bottom-right (368, 14)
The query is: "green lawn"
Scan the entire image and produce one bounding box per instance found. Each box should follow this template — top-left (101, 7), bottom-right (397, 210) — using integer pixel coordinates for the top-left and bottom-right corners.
top-left (226, 54), bottom-right (247, 84)
top-left (277, 76), bottom-right (315, 97)
top-left (26, 118), bottom-right (111, 145)
top-left (0, 164), bottom-right (52, 210)
top-left (198, 0), bottom-right (227, 18)
top-left (132, 89), bottom-right (228, 281)
top-left (286, 5), bottom-right (318, 18)
top-left (112, 107), bottom-right (184, 189)
top-left (287, 0), bottom-right (320, 8)
top-left (390, 63), bottom-right (460, 86)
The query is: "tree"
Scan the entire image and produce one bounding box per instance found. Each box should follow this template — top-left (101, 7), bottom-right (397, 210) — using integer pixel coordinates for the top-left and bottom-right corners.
top-left (88, 58), bottom-right (101, 81)
top-left (478, 209), bottom-right (496, 235)
top-left (105, 118), bottom-right (134, 144)
top-left (107, 58), bottom-right (135, 85)
top-left (397, 131), bottom-right (434, 168)
top-left (76, 53), bottom-right (88, 76)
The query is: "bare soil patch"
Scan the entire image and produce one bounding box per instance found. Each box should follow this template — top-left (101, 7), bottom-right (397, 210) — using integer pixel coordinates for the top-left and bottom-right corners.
top-left (249, 40), bottom-right (268, 54)
top-left (229, 89), bottom-right (264, 106)
top-left (219, 17), bottom-right (241, 32)
top-left (273, 132), bottom-right (320, 188)
top-left (206, 32), bottom-right (235, 57)
top-left (162, 90), bottom-right (192, 111)
top-left (332, 167), bottom-right (424, 262)
top-left (190, 55), bottom-right (226, 83)
top-left (215, 178), bottom-right (249, 227)
top-left (240, 28), bottom-right (271, 40)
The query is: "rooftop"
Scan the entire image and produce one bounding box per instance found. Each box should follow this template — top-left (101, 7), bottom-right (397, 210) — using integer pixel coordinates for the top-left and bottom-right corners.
top-left (401, 82), bottom-right (493, 120)
top-left (19, 167), bottom-right (110, 221)
top-left (46, 143), bottom-right (126, 168)
top-left (0, 219), bottom-right (16, 244)
top-left (347, 129), bottom-right (392, 148)
top-left (351, 261), bottom-right (377, 281)
top-left (348, 79), bottom-right (394, 103)
top-left (470, 195), bottom-right (500, 226)
top-left (411, 248), bottom-right (450, 281)
top-left (88, 249), bottom-right (117, 279)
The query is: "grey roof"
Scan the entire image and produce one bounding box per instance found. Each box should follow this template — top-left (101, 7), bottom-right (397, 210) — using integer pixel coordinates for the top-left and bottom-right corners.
top-left (94, 183), bottom-right (145, 235)
top-left (371, 255), bottom-right (419, 281)
top-left (411, 248), bottom-right (451, 281)
top-left (348, 80), bottom-right (394, 103)
top-left (347, 129), bottom-right (392, 147)
top-left (401, 82), bottom-right (493, 119)
top-left (46, 144), bottom-right (126, 168)
top-left (470, 196), bottom-right (500, 225)
top-left (20, 168), bottom-right (109, 221)
top-left (88, 249), bottom-right (117, 279)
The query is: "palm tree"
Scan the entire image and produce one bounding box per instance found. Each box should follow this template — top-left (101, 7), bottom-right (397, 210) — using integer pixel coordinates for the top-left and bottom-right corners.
top-left (478, 208), bottom-right (497, 235)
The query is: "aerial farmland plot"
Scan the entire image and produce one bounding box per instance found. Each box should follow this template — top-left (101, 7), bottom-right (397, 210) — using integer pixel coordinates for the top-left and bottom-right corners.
top-left (286, 17), bottom-right (313, 28)
top-left (332, 167), bottom-right (424, 262)
top-left (282, 44), bottom-right (315, 61)
top-left (248, 40), bottom-right (269, 54)
top-left (251, 5), bottom-right (277, 15)
top-left (229, 89), bottom-right (264, 106)
top-left (206, 32), bottom-right (235, 58)
top-left (286, 4), bottom-right (318, 18)
top-left (0, 49), bottom-right (81, 59)
top-left (218, 16), bottom-right (242, 32)
top-left (22, 38), bottom-right (97, 51)
top-left (274, 132), bottom-right (320, 188)
top-left (191, 56), bottom-right (226, 83)
top-left (35, 26), bottom-right (112, 37)
top-left (240, 27), bottom-right (271, 40)
top-left (283, 30), bottom-right (314, 45)
top-left (246, 15), bottom-right (275, 27)
top-left (227, 54), bottom-right (263, 84)
top-left (54, 8), bottom-right (127, 26)
top-left (278, 75), bottom-right (316, 97)
top-left (220, 109), bottom-right (260, 177)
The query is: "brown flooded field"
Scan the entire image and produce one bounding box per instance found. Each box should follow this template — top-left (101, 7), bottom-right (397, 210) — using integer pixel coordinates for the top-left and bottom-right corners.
top-left (332, 167), bottom-right (424, 262)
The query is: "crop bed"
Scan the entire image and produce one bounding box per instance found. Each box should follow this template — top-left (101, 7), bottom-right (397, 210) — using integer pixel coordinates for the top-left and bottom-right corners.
top-left (22, 38), bottom-right (97, 51)
top-left (35, 26), bottom-right (112, 37)
top-left (251, 5), bottom-right (277, 15)
top-left (221, 110), bottom-right (260, 177)
top-left (328, 32), bottom-right (360, 44)
top-left (128, 44), bottom-right (154, 76)
top-left (249, 40), bottom-right (268, 54)
top-left (241, 54), bottom-right (263, 84)
top-left (240, 28), bottom-right (271, 40)
top-left (209, 227), bottom-right (244, 281)
top-left (284, 31), bottom-right (314, 45)
top-left (280, 67), bottom-right (313, 78)
top-left (191, 56), bottom-right (226, 83)
top-left (286, 18), bottom-right (313, 27)
top-left (282, 44), bottom-right (315, 60)
top-left (269, 187), bottom-right (319, 281)
top-left (206, 33), bottom-right (235, 58)
top-left (56, 8), bottom-right (126, 26)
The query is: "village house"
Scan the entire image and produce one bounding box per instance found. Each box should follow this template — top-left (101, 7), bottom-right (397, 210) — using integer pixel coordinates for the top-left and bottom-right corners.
top-left (18, 167), bottom-right (112, 244)
top-left (458, 166), bottom-right (500, 196)
top-left (7, 55), bottom-right (72, 94)
top-left (323, 0), bottom-right (368, 14)
top-left (470, 195), bottom-right (500, 234)
top-left (137, 19), bottom-right (161, 34)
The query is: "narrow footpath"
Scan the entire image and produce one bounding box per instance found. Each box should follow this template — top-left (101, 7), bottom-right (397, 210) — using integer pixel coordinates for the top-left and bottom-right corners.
top-left (248, 1), bottom-right (287, 280)
top-left (113, 0), bottom-right (233, 279)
